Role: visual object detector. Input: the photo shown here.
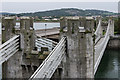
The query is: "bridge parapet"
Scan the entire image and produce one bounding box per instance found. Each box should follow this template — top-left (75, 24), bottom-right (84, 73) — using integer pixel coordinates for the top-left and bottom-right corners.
top-left (60, 16), bottom-right (94, 34)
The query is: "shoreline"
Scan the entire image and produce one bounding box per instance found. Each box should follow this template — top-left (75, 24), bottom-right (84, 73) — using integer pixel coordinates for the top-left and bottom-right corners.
top-left (16, 21), bottom-right (60, 23)
top-left (0, 22), bottom-right (60, 23)
top-left (33, 21), bottom-right (60, 23)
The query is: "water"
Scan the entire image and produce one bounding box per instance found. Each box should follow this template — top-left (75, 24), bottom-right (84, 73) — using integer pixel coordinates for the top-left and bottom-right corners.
top-left (33, 22), bottom-right (60, 30)
top-left (16, 22), bottom-right (60, 30)
top-left (95, 49), bottom-right (120, 79)
top-left (0, 22), bottom-right (60, 34)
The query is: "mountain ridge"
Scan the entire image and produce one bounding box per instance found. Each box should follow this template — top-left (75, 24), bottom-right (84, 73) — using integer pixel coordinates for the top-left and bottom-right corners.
top-left (1, 8), bottom-right (117, 17)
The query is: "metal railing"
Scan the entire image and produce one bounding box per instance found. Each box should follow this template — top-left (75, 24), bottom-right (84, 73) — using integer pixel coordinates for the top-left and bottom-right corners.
top-left (0, 35), bottom-right (20, 64)
top-left (95, 19), bottom-right (102, 44)
top-left (36, 38), bottom-right (58, 51)
top-left (30, 37), bottom-right (66, 79)
top-left (94, 20), bottom-right (112, 74)
top-left (94, 19), bottom-right (102, 36)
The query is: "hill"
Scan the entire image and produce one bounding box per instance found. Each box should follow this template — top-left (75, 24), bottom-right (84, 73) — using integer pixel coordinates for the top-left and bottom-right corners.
top-left (16, 8), bottom-right (116, 17)
top-left (0, 12), bottom-right (16, 15)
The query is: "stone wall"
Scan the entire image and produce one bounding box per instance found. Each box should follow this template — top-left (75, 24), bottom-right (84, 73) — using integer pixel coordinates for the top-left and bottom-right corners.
top-left (2, 51), bottom-right (23, 78)
top-left (107, 36), bottom-right (120, 49)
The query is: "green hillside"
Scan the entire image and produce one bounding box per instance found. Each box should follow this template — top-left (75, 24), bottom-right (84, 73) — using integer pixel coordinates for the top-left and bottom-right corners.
top-left (17, 8), bottom-right (116, 17)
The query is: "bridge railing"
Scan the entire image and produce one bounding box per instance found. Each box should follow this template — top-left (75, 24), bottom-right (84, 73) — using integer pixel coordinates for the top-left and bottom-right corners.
top-left (36, 38), bottom-right (58, 51)
top-left (94, 19), bottom-right (101, 35)
top-left (94, 20), bottom-right (111, 74)
top-left (0, 35), bottom-right (20, 64)
top-left (30, 37), bottom-right (66, 79)
top-left (95, 20), bottom-right (111, 48)
top-left (95, 19), bottom-right (102, 44)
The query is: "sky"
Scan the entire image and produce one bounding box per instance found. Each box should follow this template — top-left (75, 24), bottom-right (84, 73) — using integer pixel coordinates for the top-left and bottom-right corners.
top-left (1, 0), bottom-right (120, 2)
top-left (0, 0), bottom-right (119, 13)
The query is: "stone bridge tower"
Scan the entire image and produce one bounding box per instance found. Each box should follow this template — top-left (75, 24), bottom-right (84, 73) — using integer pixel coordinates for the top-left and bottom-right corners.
top-left (2, 17), bottom-right (16, 43)
top-left (20, 17), bottom-right (35, 58)
top-left (60, 17), bottom-right (94, 78)
top-left (1, 17), bottom-right (40, 78)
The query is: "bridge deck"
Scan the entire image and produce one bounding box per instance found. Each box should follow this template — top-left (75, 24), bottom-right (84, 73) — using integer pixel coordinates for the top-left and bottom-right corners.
top-left (35, 28), bottom-right (60, 37)
top-left (95, 37), bottom-right (104, 46)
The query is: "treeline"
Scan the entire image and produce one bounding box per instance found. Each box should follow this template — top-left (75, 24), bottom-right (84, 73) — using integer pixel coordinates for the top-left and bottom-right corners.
top-left (114, 17), bottom-right (120, 34)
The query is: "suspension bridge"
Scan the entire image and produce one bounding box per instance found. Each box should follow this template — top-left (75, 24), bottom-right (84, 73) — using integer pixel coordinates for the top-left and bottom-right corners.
top-left (0, 16), bottom-right (114, 79)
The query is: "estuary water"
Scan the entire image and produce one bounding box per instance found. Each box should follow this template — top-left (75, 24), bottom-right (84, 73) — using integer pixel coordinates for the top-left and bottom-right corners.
top-left (95, 49), bottom-right (120, 79)
top-left (0, 22), bottom-right (120, 79)
top-left (0, 22), bottom-right (60, 34)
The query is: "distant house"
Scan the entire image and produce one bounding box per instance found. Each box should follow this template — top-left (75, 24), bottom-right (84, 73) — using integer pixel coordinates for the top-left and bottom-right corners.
top-left (52, 18), bottom-right (58, 21)
top-left (16, 17), bottom-right (20, 21)
top-left (106, 15), bottom-right (118, 18)
top-left (42, 16), bottom-right (52, 19)
top-left (44, 19), bottom-right (50, 21)
top-left (34, 16), bottom-right (39, 20)
top-left (92, 15), bottom-right (101, 20)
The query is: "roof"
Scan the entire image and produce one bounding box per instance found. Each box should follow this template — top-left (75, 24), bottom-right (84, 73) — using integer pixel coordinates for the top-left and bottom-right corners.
top-left (20, 17), bottom-right (30, 19)
top-left (86, 17), bottom-right (94, 20)
top-left (4, 17), bottom-right (15, 20)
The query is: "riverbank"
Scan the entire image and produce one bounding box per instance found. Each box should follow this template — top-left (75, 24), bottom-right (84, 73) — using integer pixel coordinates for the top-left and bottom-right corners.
top-left (16, 21), bottom-right (60, 23)
top-left (34, 21), bottom-right (59, 23)
top-left (107, 35), bottom-right (120, 49)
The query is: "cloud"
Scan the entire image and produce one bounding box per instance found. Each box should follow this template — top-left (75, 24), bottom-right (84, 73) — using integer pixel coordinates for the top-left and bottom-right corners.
top-left (1, 2), bottom-right (118, 13)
